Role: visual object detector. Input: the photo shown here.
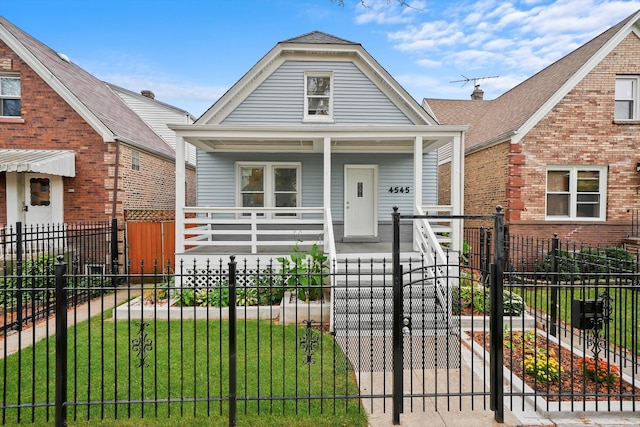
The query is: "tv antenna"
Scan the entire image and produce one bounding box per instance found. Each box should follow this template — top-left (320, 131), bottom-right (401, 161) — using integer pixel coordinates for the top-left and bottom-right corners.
top-left (450, 74), bottom-right (499, 87)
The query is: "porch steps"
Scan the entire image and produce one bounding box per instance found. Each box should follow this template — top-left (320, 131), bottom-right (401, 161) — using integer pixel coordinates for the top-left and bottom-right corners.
top-left (332, 254), bottom-right (459, 338)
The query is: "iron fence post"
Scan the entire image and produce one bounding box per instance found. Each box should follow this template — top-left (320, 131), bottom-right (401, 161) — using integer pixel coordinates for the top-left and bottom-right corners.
top-left (16, 222), bottom-right (24, 332)
top-left (392, 207), bottom-right (403, 425)
top-left (490, 206), bottom-right (504, 423)
top-left (110, 218), bottom-right (119, 284)
top-left (550, 234), bottom-right (559, 337)
top-left (228, 256), bottom-right (237, 427)
top-left (55, 255), bottom-right (68, 427)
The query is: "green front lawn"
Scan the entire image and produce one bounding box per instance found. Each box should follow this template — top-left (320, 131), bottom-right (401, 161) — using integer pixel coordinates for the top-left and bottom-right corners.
top-left (0, 316), bottom-right (366, 426)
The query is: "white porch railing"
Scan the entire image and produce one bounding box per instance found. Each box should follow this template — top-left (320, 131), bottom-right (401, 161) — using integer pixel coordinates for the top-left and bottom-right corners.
top-left (414, 205), bottom-right (460, 328)
top-left (181, 207), bottom-right (328, 254)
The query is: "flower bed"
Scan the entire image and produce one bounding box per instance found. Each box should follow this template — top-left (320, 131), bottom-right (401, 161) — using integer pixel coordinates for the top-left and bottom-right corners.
top-left (472, 329), bottom-right (640, 402)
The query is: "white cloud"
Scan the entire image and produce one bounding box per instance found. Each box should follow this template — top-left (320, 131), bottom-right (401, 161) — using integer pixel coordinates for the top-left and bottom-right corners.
top-left (368, 0), bottom-right (640, 100)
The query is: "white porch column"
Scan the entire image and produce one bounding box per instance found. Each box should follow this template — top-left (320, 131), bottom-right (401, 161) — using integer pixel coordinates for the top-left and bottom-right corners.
top-left (323, 136), bottom-right (331, 210)
top-left (450, 132), bottom-right (464, 253)
top-left (413, 136), bottom-right (423, 251)
top-left (175, 134), bottom-right (186, 254)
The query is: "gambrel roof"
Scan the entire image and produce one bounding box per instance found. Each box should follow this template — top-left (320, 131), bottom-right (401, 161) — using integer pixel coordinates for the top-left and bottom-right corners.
top-left (424, 10), bottom-right (640, 153)
top-left (197, 30), bottom-right (438, 125)
top-left (0, 16), bottom-right (176, 159)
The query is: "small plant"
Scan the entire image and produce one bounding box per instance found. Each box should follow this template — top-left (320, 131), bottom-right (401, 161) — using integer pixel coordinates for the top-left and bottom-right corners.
top-left (174, 287), bottom-right (195, 306)
top-left (524, 348), bottom-right (563, 383)
top-left (236, 286), bottom-right (259, 306)
top-left (577, 357), bottom-right (620, 385)
top-left (277, 242), bottom-right (328, 302)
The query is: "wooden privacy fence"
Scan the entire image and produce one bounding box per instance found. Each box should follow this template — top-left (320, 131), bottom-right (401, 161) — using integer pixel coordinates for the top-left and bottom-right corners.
top-left (125, 221), bottom-right (175, 274)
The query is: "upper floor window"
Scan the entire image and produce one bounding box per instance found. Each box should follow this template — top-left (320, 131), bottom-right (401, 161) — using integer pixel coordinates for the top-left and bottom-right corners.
top-left (131, 149), bottom-right (140, 171)
top-left (304, 72), bottom-right (333, 122)
top-left (546, 166), bottom-right (607, 221)
top-left (614, 76), bottom-right (639, 120)
top-left (0, 75), bottom-right (21, 117)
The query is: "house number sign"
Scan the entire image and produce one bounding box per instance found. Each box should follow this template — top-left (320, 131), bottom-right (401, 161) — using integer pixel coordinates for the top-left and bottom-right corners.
top-left (388, 186), bottom-right (410, 194)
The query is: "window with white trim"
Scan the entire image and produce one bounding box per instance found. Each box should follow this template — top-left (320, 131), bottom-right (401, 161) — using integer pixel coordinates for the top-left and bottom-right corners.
top-left (238, 163), bottom-right (300, 217)
top-left (614, 76), bottom-right (639, 120)
top-left (0, 75), bottom-right (21, 117)
top-left (304, 72), bottom-right (333, 121)
top-left (131, 149), bottom-right (140, 171)
top-left (546, 166), bottom-right (607, 220)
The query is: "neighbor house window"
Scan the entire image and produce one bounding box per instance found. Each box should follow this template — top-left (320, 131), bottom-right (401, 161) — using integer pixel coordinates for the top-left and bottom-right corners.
top-left (615, 76), bottom-right (639, 120)
top-left (0, 75), bottom-right (20, 117)
top-left (131, 149), bottom-right (140, 171)
top-left (304, 72), bottom-right (333, 121)
top-left (238, 163), bottom-right (300, 217)
top-left (546, 166), bottom-right (607, 220)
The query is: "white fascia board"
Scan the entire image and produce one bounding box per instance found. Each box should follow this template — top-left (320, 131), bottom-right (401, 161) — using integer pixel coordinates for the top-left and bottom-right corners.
top-left (0, 27), bottom-right (116, 142)
top-left (171, 124), bottom-right (466, 140)
top-left (513, 12), bottom-right (640, 144)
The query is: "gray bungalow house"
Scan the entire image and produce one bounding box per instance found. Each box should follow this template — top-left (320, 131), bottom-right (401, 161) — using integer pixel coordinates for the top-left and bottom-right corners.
top-left (172, 32), bottom-right (466, 267)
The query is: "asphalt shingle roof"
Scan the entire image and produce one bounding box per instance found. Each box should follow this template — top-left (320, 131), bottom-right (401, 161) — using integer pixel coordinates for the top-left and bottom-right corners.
top-left (0, 16), bottom-right (176, 159)
top-left (425, 11), bottom-right (638, 151)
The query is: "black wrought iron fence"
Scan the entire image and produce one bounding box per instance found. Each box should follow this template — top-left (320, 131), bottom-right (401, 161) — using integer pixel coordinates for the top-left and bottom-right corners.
top-left (0, 229), bottom-right (639, 427)
top-left (0, 220), bottom-right (116, 333)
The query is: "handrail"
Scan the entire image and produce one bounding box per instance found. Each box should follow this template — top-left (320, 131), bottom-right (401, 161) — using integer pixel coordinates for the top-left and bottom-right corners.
top-left (324, 207), bottom-right (337, 332)
top-left (414, 205), bottom-right (456, 325)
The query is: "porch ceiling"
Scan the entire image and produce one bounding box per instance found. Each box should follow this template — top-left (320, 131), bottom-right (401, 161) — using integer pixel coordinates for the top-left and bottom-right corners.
top-left (172, 124), bottom-right (466, 153)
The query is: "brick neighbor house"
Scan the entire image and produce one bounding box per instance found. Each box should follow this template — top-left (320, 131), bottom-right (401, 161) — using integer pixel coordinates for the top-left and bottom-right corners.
top-left (424, 10), bottom-right (640, 246)
top-left (0, 16), bottom-right (195, 240)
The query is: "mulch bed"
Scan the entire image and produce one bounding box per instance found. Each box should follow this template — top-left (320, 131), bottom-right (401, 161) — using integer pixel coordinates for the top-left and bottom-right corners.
top-left (472, 331), bottom-right (640, 401)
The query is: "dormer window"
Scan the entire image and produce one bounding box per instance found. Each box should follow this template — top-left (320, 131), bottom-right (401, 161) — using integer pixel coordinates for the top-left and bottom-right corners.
top-left (0, 75), bottom-right (20, 117)
top-left (304, 72), bottom-right (333, 122)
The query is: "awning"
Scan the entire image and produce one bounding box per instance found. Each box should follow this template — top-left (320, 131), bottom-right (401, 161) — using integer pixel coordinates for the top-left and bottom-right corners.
top-left (0, 149), bottom-right (76, 177)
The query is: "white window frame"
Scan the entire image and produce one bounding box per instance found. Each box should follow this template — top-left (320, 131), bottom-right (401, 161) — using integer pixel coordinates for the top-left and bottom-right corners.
top-left (545, 165), bottom-right (607, 221)
top-left (0, 75), bottom-right (21, 117)
top-left (614, 76), bottom-right (640, 121)
top-left (236, 162), bottom-right (301, 218)
top-left (304, 72), bottom-right (333, 122)
top-left (131, 149), bottom-right (140, 171)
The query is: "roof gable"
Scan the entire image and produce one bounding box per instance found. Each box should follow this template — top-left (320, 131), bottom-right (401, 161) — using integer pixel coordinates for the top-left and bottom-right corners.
top-left (0, 16), bottom-right (176, 159)
top-left (197, 31), bottom-right (436, 125)
top-left (425, 9), bottom-right (640, 151)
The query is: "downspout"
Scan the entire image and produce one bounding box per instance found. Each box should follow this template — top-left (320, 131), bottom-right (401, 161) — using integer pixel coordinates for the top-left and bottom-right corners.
top-left (112, 140), bottom-right (121, 219)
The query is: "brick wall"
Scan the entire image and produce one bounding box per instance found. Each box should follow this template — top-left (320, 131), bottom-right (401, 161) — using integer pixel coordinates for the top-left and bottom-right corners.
top-left (0, 41), bottom-right (111, 224)
top-left (1, 40), bottom-right (195, 227)
top-left (510, 32), bottom-right (640, 244)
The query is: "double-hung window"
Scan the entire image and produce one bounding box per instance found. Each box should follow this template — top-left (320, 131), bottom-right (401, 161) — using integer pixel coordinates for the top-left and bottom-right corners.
top-left (546, 166), bottom-right (607, 220)
top-left (238, 163), bottom-right (300, 217)
top-left (0, 75), bottom-right (21, 117)
top-left (304, 72), bottom-right (333, 122)
top-left (614, 76), bottom-right (639, 120)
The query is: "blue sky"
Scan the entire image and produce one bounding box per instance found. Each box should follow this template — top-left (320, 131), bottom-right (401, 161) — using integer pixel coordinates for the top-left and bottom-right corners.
top-left (2, 0), bottom-right (640, 117)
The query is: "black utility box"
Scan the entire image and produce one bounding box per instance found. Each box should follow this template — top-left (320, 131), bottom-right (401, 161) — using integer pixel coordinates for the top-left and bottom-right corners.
top-left (571, 299), bottom-right (604, 330)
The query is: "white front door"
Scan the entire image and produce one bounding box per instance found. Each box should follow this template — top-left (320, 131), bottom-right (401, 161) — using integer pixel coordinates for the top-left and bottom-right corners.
top-left (344, 165), bottom-right (377, 239)
top-left (23, 173), bottom-right (63, 225)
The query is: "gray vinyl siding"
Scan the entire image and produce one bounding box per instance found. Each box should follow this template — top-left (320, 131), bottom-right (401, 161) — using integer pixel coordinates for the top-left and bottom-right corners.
top-left (196, 151), bottom-right (322, 208)
top-left (329, 152), bottom-right (437, 221)
top-left (197, 149), bottom-right (437, 221)
top-left (222, 61), bottom-right (413, 125)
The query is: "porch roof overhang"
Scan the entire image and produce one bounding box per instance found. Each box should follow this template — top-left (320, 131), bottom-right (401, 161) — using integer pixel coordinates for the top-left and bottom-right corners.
top-left (0, 149), bottom-right (76, 177)
top-left (169, 124), bottom-right (467, 153)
